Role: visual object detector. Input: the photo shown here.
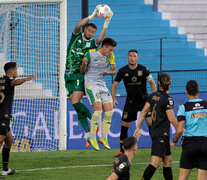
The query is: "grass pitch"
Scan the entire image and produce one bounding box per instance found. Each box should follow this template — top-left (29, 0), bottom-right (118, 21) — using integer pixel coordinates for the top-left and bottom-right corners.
top-left (4, 147), bottom-right (197, 180)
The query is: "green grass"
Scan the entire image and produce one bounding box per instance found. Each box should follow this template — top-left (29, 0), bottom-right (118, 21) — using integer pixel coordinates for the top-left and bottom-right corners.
top-left (4, 147), bottom-right (197, 180)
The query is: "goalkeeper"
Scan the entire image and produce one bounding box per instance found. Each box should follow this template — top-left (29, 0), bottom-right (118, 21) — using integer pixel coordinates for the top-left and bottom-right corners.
top-left (80, 38), bottom-right (117, 151)
top-left (64, 5), bottom-right (113, 147)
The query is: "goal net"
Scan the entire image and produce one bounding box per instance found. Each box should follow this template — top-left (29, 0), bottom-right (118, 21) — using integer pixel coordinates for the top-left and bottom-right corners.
top-left (0, 0), bottom-right (67, 151)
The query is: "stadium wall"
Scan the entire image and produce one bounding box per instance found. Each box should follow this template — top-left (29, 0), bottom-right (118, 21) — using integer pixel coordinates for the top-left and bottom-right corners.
top-left (10, 92), bottom-right (207, 151)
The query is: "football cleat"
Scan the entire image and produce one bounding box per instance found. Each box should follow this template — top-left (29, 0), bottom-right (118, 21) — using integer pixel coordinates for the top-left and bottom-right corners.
top-left (88, 137), bottom-right (100, 151)
top-left (99, 137), bottom-right (110, 150)
top-left (2, 169), bottom-right (16, 176)
top-left (85, 139), bottom-right (91, 148)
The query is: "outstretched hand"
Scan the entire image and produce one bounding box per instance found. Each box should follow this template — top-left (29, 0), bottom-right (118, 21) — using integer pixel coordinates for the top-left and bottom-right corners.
top-left (26, 75), bottom-right (36, 81)
top-left (103, 10), bottom-right (113, 28)
top-left (88, 5), bottom-right (101, 20)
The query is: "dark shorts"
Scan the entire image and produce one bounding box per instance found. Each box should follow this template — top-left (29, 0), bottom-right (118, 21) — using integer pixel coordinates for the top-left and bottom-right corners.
top-left (122, 101), bottom-right (151, 122)
top-left (0, 117), bottom-right (11, 136)
top-left (180, 137), bottom-right (207, 170)
top-left (64, 71), bottom-right (84, 96)
top-left (151, 134), bottom-right (171, 159)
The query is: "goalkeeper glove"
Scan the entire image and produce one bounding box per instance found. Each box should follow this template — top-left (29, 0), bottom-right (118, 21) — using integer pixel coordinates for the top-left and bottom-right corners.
top-left (88, 5), bottom-right (100, 20)
top-left (103, 11), bottom-right (113, 29)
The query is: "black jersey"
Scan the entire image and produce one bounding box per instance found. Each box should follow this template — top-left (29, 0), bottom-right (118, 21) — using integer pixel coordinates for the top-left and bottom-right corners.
top-left (113, 154), bottom-right (131, 180)
top-left (114, 64), bottom-right (151, 103)
top-left (147, 90), bottom-right (174, 137)
top-left (0, 76), bottom-right (14, 118)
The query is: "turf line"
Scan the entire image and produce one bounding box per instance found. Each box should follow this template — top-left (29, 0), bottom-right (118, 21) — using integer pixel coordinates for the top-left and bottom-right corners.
top-left (17, 161), bottom-right (179, 172)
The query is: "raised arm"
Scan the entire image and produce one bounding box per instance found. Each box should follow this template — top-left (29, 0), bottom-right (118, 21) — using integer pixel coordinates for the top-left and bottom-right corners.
top-left (11, 75), bottom-right (36, 86)
top-left (73, 5), bottom-right (100, 34)
top-left (111, 81), bottom-right (119, 108)
top-left (134, 102), bottom-right (151, 140)
top-left (96, 11), bottom-right (113, 46)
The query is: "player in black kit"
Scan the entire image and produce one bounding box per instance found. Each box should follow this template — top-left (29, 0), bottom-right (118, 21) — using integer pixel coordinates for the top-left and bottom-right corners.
top-left (107, 137), bottom-right (137, 180)
top-left (134, 73), bottom-right (178, 180)
top-left (111, 49), bottom-right (156, 153)
top-left (0, 62), bottom-right (35, 176)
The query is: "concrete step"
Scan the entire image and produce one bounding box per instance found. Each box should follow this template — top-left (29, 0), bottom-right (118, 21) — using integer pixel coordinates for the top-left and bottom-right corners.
top-left (178, 27), bottom-right (207, 34)
top-left (187, 34), bottom-right (207, 41)
top-left (162, 12), bottom-right (207, 20)
top-left (15, 81), bottom-right (42, 90)
top-left (170, 20), bottom-right (207, 27)
top-left (159, 4), bottom-right (207, 12)
top-left (14, 89), bottom-right (53, 98)
top-left (145, 0), bottom-right (153, 5)
top-left (115, 48), bottom-right (204, 56)
top-left (195, 41), bottom-right (207, 49)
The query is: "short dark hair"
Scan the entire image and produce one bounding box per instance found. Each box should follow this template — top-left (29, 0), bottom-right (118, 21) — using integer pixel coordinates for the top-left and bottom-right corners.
top-left (101, 38), bottom-right (117, 47)
top-left (123, 137), bottom-right (137, 151)
top-left (85, 23), bottom-right (97, 30)
top-left (128, 49), bottom-right (138, 55)
top-left (4, 62), bottom-right (17, 73)
top-left (158, 73), bottom-right (171, 92)
top-left (186, 80), bottom-right (199, 96)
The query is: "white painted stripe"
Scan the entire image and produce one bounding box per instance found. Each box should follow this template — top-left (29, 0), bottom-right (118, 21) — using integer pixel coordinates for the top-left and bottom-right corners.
top-left (17, 161), bottom-right (180, 172)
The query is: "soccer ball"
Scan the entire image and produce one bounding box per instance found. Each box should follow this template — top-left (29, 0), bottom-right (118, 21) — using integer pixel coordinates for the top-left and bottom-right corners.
top-left (97, 4), bottom-right (111, 19)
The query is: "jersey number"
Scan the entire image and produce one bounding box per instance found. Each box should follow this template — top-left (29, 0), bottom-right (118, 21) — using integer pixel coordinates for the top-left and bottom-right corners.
top-left (76, 80), bottom-right (79, 87)
top-left (0, 92), bottom-right (5, 103)
top-left (151, 104), bottom-right (157, 121)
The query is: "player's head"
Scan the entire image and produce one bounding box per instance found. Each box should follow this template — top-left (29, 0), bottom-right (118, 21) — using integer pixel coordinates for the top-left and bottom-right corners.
top-left (4, 62), bottom-right (17, 78)
top-left (84, 23), bottom-right (97, 40)
top-left (158, 73), bottom-right (171, 92)
top-left (101, 38), bottom-right (117, 56)
top-left (127, 49), bottom-right (139, 66)
top-left (123, 137), bottom-right (137, 155)
top-left (186, 80), bottom-right (199, 97)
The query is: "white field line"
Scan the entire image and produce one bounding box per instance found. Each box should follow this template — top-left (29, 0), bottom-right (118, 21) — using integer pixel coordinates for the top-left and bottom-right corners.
top-left (17, 161), bottom-right (179, 172)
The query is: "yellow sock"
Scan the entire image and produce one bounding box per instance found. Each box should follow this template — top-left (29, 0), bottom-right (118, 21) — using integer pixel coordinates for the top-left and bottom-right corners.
top-left (90, 111), bottom-right (102, 135)
top-left (102, 110), bottom-right (113, 135)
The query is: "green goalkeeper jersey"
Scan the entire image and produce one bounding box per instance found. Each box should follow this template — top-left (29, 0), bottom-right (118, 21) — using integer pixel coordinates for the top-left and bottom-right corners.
top-left (66, 32), bottom-right (98, 73)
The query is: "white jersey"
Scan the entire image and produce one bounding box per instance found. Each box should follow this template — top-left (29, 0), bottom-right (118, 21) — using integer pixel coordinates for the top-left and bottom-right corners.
top-left (84, 48), bottom-right (115, 85)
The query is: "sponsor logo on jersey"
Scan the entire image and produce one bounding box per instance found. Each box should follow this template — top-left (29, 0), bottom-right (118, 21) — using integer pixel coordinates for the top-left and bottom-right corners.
top-left (152, 96), bottom-right (160, 101)
top-left (123, 111), bottom-right (128, 119)
top-left (119, 163), bottom-right (126, 170)
top-left (131, 76), bottom-right (137, 82)
top-left (191, 112), bottom-right (207, 119)
top-left (193, 103), bottom-right (204, 110)
top-left (138, 70), bottom-right (143, 76)
top-left (124, 73), bottom-right (129, 77)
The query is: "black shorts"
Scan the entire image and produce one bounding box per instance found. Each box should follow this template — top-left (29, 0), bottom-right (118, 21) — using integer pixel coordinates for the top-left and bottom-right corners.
top-left (151, 134), bottom-right (171, 159)
top-left (180, 137), bottom-right (207, 170)
top-left (122, 101), bottom-right (151, 122)
top-left (0, 117), bottom-right (11, 136)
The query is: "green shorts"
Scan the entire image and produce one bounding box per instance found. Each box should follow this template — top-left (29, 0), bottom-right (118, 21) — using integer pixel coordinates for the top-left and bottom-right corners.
top-left (64, 70), bottom-right (84, 96)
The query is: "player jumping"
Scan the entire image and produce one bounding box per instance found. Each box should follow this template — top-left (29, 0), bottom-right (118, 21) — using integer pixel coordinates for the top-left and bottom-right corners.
top-left (64, 5), bottom-right (113, 147)
top-left (0, 62), bottom-right (35, 176)
top-left (80, 38), bottom-right (117, 151)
